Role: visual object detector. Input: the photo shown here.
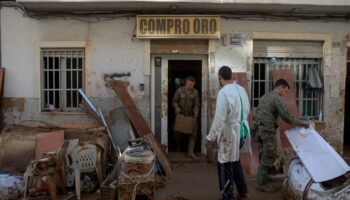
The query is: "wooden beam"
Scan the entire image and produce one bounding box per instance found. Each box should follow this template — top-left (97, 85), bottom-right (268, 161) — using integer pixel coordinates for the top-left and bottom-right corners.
top-left (232, 72), bottom-right (253, 127)
top-left (108, 80), bottom-right (172, 176)
top-left (272, 69), bottom-right (299, 148)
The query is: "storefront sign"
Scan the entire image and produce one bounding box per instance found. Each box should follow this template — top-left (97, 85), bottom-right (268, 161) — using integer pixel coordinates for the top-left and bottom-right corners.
top-left (136, 15), bottom-right (220, 39)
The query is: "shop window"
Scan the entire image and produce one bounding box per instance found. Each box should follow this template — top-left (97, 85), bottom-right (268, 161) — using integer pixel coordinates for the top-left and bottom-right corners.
top-left (41, 48), bottom-right (84, 112)
top-left (252, 57), bottom-right (323, 119)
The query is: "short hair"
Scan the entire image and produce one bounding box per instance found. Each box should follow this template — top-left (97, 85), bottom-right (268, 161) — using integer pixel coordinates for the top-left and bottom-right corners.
top-left (274, 79), bottom-right (290, 89)
top-left (218, 66), bottom-right (232, 81)
top-left (186, 75), bottom-right (196, 82)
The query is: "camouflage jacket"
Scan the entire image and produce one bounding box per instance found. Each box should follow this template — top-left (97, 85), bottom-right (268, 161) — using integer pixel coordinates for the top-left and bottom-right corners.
top-left (172, 87), bottom-right (200, 117)
top-left (255, 90), bottom-right (307, 130)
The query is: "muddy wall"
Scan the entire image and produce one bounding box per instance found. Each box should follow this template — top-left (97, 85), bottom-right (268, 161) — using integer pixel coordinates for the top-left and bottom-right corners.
top-left (1, 7), bottom-right (349, 152)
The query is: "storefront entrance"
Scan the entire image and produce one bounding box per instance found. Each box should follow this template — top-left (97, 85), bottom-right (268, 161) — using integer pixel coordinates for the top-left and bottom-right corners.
top-left (151, 54), bottom-right (208, 153)
top-left (167, 60), bottom-right (202, 152)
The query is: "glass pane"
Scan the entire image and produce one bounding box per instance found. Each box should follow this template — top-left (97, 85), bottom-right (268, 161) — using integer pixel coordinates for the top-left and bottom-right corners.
top-left (254, 63), bottom-right (259, 79)
top-left (67, 71), bottom-right (71, 89)
top-left (66, 90), bottom-right (71, 107)
top-left (260, 64), bottom-right (266, 80)
top-left (72, 90), bottom-right (78, 107)
top-left (72, 71), bottom-right (77, 88)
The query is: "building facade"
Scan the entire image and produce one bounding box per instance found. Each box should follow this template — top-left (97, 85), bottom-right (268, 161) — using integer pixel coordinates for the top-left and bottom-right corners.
top-left (1, 0), bottom-right (350, 154)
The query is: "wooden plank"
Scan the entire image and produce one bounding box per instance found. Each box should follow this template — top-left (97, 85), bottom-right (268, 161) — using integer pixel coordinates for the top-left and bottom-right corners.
top-left (232, 72), bottom-right (258, 175)
top-left (232, 72), bottom-right (253, 127)
top-left (151, 39), bottom-right (208, 54)
top-left (108, 80), bottom-right (172, 176)
top-left (272, 69), bottom-right (299, 147)
top-left (35, 130), bottom-right (64, 159)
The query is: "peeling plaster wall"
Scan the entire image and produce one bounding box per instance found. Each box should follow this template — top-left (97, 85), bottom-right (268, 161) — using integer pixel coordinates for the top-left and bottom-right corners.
top-left (1, 7), bottom-right (150, 127)
top-left (208, 19), bottom-right (350, 152)
top-left (1, 7), bottom-right (349, 151)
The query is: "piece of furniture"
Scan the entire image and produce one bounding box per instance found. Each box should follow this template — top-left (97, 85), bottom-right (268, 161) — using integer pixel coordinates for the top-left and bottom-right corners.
top-left (23, 142), bottom-right (67, 200)
top-left (65, 142), bottom-right (103, 200)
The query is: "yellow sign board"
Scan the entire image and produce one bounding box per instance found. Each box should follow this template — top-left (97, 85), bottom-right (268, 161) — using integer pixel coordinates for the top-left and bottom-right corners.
top-left (136, 15), bottom-right (220, 39)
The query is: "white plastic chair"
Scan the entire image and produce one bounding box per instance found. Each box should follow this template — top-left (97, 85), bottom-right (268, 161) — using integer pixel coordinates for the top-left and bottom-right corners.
top-left (66, 142), bottom-right (102, 200)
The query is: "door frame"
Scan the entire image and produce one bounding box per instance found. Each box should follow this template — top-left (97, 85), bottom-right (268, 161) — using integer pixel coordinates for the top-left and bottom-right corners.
top-left (151, 54), bottom-right (208, 153)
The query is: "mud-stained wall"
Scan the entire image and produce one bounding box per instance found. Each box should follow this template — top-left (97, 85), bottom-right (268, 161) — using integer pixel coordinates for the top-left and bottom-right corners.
top-left (208, 19), bottom-right (350, 153)
top-left (1, 95), bottom-right (150, 129)
top-left (1, 7), bottom-right (350, 152)
top-left (1, 7), bottom-right (151, 127)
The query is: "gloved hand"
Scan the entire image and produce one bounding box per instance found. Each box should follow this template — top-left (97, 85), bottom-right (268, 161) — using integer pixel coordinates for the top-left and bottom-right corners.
top-left (206, 139), bottom-right (216, 149)
top-left (302, 122), bottom-right (309, 129)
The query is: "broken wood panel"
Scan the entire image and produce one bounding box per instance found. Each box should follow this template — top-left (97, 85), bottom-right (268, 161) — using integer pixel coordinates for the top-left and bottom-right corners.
top-left (108, 80), bottom-right (172, 176)
top-left (232, 72), bottom-right (258, 175)
top-left (35, 130), bottom-right (64, 159)
top-left (151, 39), bottom-right (208, 54)
top-left (232, 72), bottom-right (253, 127)
top-left (272, 69), bottom-right (299, 148)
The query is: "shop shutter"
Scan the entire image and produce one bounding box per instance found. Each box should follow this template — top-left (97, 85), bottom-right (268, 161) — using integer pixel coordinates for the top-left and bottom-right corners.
top-left (151, 39), bottom-right (208, 54)
top-left (253, 40), bottom-right (323, 58)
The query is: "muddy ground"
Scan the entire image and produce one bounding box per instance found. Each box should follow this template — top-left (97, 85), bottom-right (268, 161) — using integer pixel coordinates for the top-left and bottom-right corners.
top-left (157, 154), bottom-right (284, 200)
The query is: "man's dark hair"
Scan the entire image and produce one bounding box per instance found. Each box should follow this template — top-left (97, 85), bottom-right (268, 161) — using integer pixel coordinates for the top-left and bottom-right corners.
top-left (218, 66), bottom-right (232, 81)
top-left (186, 75), bottom-right (196, 82)
top-left (274, 79), bottom-right (290, 89)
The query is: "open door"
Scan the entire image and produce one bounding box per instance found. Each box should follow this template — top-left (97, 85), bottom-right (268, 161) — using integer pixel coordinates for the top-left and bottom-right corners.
top-left (151, 54), bottom-right (208, 153)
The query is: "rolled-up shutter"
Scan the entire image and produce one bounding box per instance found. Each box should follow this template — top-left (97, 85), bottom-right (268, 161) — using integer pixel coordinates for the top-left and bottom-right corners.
top-left (253, 40), bottom-right (323, 58)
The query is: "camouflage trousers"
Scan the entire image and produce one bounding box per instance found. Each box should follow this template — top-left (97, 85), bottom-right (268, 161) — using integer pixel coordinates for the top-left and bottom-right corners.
top-left (256, 127), bottom-right (281, 186)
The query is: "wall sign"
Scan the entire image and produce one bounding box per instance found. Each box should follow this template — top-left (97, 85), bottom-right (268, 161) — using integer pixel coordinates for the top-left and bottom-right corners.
top-left (136, 15), bottom-right (220, 39)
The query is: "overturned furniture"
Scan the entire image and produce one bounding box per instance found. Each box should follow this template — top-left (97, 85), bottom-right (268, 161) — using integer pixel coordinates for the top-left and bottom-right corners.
top-left (283, 127), bottom-right (350, 200)
top-left (65, 140), bottom-right (104, 200)
top-left (23, 141), bottom-right (68, 200)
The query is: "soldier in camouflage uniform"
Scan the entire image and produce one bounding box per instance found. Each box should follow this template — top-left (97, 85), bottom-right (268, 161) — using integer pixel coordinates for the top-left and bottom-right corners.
top-left (254, 79), bottom-right (309, 192)
top-left (172, 75), bottom-right (200, 159)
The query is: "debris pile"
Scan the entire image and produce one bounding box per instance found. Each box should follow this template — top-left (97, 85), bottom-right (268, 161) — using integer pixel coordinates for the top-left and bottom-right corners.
top-left (0, 79), bottom-right (171, 200)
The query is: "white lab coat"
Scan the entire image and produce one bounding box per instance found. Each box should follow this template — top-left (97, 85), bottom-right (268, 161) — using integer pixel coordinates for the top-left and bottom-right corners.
top-left (207, 82), bottom-right (251, 163)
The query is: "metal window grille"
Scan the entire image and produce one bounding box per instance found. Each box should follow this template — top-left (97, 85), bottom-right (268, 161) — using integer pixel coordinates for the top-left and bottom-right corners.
top-left (252, 57), bottom-right (323, 119)
top-left (41, 48), bottom-right (85, 112)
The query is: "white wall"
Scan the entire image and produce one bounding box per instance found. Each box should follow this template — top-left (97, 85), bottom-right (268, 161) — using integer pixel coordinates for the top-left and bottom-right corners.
top-left (2, 7), bottom-right (350, 150)
top-left (1, 7), bottom-right (145, 99)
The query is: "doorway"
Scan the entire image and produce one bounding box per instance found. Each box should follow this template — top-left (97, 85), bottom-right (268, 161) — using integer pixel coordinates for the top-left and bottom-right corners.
top-left (167, 60), bottom-right (202, 152)
top-left (344, 52), bottom-right (350, 155)
top-left (151, 54), bottom-right (208, 154)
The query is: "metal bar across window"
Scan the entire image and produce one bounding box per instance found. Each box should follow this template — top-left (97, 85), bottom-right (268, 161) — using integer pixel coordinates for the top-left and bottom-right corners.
top-left (41, 48), bottom-right (85, 112)
top-left (252, 57), bottom-right (323, 118)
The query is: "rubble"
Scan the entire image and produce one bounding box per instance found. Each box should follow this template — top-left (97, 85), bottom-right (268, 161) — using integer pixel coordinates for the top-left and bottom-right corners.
top-left (283, 127), bottom-right (350, 199)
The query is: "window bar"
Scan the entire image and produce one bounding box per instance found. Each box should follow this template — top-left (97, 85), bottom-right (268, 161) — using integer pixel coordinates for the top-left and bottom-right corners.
top-left (70, 50), bottom-right (73, 108)
top-left (258, 61), bottom-right (261, 100)
top-left (80, 54), bottom-right (85, 105)
top-left (58, 50), bottom-right (61, 110)
top-left (76, 52), bottom-right (79, 107)
top-left (49, 51), bottom-right (52, 108)
top-left (45, 52), bottom-right (49, 109)
top-left (54, 51), bottom-right (57, 109)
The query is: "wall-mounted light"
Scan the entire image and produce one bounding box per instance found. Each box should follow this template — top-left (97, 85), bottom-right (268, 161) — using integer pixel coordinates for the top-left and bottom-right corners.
top-left (155, 57), bottom-right (162, 67)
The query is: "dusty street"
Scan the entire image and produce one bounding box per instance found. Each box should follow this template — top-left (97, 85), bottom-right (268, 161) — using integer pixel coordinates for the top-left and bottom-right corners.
top-left (157, 154), bottom-right (284, 200)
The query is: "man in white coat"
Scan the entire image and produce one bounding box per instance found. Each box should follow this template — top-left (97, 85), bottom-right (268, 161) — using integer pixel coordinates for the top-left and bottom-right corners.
top-left (207, 66), bottom-right (249, 200)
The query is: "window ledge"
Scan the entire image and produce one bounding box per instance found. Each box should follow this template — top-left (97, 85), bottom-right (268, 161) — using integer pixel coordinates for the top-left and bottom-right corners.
top-left (40, 111), bottom-right (88, 115)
